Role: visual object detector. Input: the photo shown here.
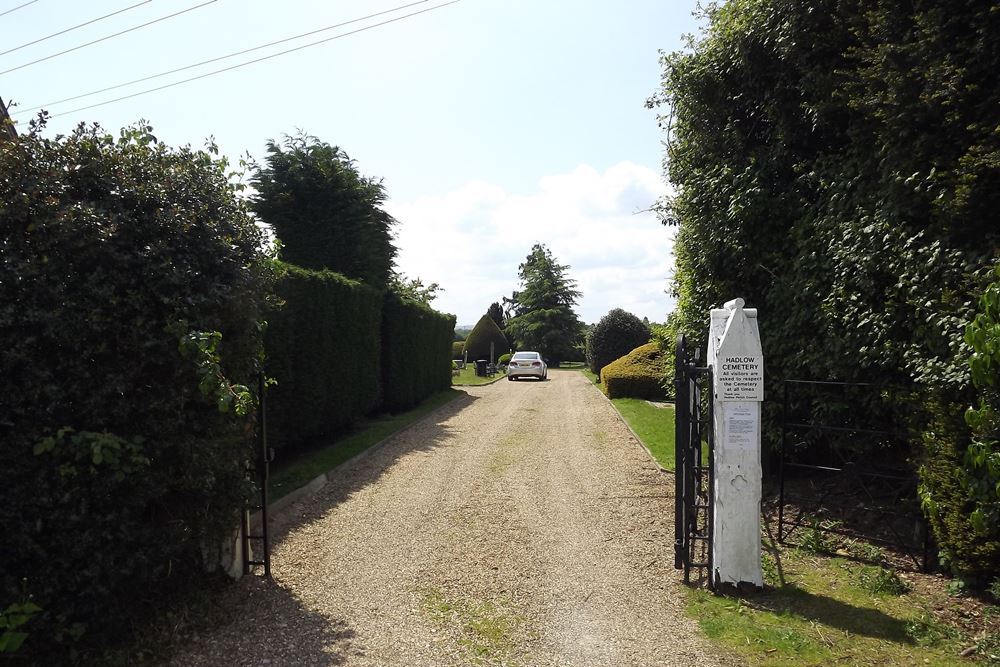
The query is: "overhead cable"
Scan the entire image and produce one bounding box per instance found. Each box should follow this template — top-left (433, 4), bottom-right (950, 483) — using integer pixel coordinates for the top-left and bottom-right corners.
top-left (15, 0), bottom-right (433, 115)
top-left (0, 0), bottom-right (218, 76)
top-left (0, 0), bottom-right (39, 18)
top-left (48, 0), bottom-right (462, 119)
top-left (1, 1), bottom-right (152, 57)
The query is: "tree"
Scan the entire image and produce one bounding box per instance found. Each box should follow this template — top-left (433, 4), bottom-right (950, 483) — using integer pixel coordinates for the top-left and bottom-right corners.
top-left (586, 308), bottom-right (651, 376)
top-left (251, 132), bottom-right (396, 287)
top-left (506, 244), bottom-right (584, 366)
top-left (389, 271), bottom-right (441, 306)
top-left (487, 301), bottom-right (506, 330)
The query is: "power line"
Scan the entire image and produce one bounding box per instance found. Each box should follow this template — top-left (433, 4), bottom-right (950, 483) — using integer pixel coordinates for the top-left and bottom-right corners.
top-left (1, 1), bottom-right (152, 57)
top-left (0, 0), bottom-right (39, 18)
top-left (0, 0), bottom-right (217, 76)
top-left (14, 0), bottom-right (433, 115)
top-left (47, 0), bottom-right (462, 120)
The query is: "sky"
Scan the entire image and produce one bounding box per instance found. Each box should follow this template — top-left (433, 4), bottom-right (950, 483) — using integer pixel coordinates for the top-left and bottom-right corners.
top-left (1, 0), bottom-right (703, 326)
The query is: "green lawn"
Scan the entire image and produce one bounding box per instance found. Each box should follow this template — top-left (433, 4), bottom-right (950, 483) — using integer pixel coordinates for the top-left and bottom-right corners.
top-left (610, 397), bottom-right (676, 471)
top-left (452, 364), bottom-right (506, 386)
top-left (687, 543), bottom-right (980, 666)
top-left (268, 388), bottom-right (464, 501)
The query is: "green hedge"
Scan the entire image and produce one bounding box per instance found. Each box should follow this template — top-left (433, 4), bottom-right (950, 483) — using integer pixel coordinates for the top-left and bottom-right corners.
top-left (264, 263), bottom-right (383, 452)
top-left (601, 343), bottom-right (670, 400)
top-left (381, 294), bottom-right (456, 412)
top-left (463, 313), bottom-right (510, 361)
top-left (0, 123), bottom-right (271, 659)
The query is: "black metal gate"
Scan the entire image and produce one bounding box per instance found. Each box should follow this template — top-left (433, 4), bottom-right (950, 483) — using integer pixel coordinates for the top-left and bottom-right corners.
top-left (241, 372), bottom-right (272, 576)
top-left (673, 334), bottom-right (715, 587)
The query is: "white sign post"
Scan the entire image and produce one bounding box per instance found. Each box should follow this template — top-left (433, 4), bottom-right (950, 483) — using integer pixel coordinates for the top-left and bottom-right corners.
top-left (707, 298), bottom-right (763, 589)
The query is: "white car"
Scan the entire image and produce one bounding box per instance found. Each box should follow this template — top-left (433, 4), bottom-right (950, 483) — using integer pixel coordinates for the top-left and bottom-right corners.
top-left (507, 351), bottom-right (547, 381)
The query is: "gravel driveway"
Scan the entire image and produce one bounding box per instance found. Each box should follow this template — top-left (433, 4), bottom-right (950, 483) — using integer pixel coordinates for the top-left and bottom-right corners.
top-left (169, 370), bottom-right (733, 666)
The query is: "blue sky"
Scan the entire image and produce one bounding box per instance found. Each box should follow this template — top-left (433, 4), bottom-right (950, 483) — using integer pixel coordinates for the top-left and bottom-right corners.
top-left (1, 0), bottom-right (701, 325)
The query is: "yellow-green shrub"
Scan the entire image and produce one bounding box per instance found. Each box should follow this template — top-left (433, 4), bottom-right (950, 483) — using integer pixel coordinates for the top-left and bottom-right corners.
top-left (601, 342), bottom-right (668, 400)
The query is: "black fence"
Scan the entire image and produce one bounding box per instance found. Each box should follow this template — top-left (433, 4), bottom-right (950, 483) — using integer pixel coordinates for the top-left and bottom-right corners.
top-left (777, 379), bottom-right (931, 571)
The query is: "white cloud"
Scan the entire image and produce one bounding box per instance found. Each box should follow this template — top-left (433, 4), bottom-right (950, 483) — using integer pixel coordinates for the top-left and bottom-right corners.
top-left (386, 161), bottom-right (676, 326)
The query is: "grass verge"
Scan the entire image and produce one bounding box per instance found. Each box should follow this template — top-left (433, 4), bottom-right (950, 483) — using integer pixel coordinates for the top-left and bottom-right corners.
top-left (452, 365), bottom-right (506, 386)
top-left (610, 398), bottom-right (676, 471)
top-left (686, 541), bottom-right (987, 666)
top-left (268, 388), bottom-right (464, 502)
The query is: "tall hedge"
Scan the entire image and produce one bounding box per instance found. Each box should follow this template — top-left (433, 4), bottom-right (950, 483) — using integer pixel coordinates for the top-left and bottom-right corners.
top-left (381, 294), bottom-right (456, 412)
top-left (0, 122), bottom-right (272, 658)
top-left (463, 313), bottom-right (510, 361)
top-left (655, 0), bottom-right (1000, 578)
top-left (264, 263), bottom-right (383, 452)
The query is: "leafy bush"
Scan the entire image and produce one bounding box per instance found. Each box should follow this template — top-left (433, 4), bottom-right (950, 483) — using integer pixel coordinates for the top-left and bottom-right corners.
top-left (0, 122), bottom-right (272, 658)
top-left (498, 353), bottom-right (512, 366)
top-left (654, 0), bottom-right (998, 439)
top-left (381, 294), bottom-right (456, 412)
top-left (601, 343), bottom-right (669, 400)
top-left (586, 308), bottom-right (651, 376)
top-left (264, 263), bottom-right (383, 453)
top-left (452, 340), bottom-right (466, 359)
top-left (920, 265), bottom-right (1000, 581)
top-left (463, 313), bottom-right (510, 362)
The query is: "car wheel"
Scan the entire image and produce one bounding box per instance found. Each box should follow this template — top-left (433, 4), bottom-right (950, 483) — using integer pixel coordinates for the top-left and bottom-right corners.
top-left (507, 375), bottom-right (513, 381)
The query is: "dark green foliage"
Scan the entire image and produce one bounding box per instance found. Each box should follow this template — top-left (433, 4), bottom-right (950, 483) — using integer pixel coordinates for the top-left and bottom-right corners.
top-left (498, 353), bottom-right (513, 366)
top-left (251, 133), bottom-right (396, 287)
top-left (920, 265), bottom-right (1000, 581)
top-left (487, 301), bottom-right (506, 330)
top-left (601, 343), bottom-right (669, 400)
top-left (463, 313), bottom-right (510, 362)
top-left (264, 263), bottom-right (383, 453)
top-left (655, 0), bottom-right (1000, 578)
top-left (381, 294), bottom-right (456, 412)
top-left (506, 244), bottom-right (584, 366)
top-left (0, 122), bottom-right (272, 657)
top-left (586, 308), bottom-right (651, 376)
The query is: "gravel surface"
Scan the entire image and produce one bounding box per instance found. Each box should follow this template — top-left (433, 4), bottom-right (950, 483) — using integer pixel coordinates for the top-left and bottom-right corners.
top-left (168, 370), bottom-right (735, 667)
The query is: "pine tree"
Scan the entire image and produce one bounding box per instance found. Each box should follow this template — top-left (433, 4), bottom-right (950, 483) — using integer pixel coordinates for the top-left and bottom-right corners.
top-left (506, 244), bottom-right (584, 366)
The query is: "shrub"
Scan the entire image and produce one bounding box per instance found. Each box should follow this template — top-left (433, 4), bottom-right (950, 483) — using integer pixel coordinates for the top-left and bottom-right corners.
top-left (381, 294), bottom-right (456, 412)
top-left (0, 122), bottom-right (272, 658)
top-left (463, 313), bottom-right (510, 362)
top-left (919, 265), bottom-right (1000, 582)
top-left (498, 353), bottom-right (513, 366)
top-left (601, 343), bottom-right (669, 400)
top-left (586, 308), bottom-right (651, 376)
top-left (452, 340), bottom-right (466, 359)
top-left (264, 263), bottom-right (383, 453)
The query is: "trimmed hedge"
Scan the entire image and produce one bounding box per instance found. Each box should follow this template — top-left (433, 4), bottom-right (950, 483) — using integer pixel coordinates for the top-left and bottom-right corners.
top-left (601, 343), bottom-right (669, 400)
top-left (452, 340), bottom-right (466, 359)
top-left (264, 263), bottom-right (383, 452)
top-left (463, 313), bottom-right (510, 361)
top-left (381, 294), bottom-right (456, 412)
